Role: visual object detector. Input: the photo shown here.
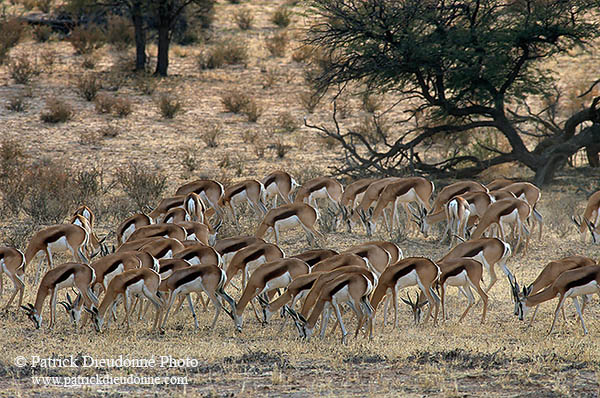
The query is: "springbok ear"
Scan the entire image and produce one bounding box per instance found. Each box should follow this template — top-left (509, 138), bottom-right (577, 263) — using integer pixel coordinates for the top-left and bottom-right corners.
top-left (525, 285), bottom-right (533, 296)
top-left (400, 297), bottom-right (411, 306)
top-left (297, 313), bottom-right (307, 324)
top-left (21, 305), bottom-right (32, 313)
top-left (256, 295), bottom-right (269, 307)
top-left (367, 208), bottom-right (373, 217)
top-left (59, 302), bottom-right (71, 311)
top-left (223, 307), bottom-right (234, 320)
top-left (418, 300), bottom-right (429, 308)
top-left (571, 215), bottom-right (581, 228)
top-left (84, 307), bottom-right (94, 315)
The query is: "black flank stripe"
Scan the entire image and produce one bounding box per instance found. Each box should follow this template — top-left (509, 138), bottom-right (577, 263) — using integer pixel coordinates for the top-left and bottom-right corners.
top-left (175, 270), bottom-right (203, 290)
top-left (453, 187), bottom-right (469, 197)
top-left (442, 266), bottom-right (465, 284)
top-left (273, 210), bottom-right (297, 223)
top-left (229, 185), bottom-right (246, 198)
top-left (498, 205), bottom-right (517, 217)
top-left (298, 279), bottom-right (316, 291)
top-left (565, 273), bottom-right (596, 292)
top-left (223, 242), bottom-right (246, 254)
top-left (393, 183), bottom-right (412, 197)
top-left (45, 230), bottom-right (66, 244)
top-left (160, 263), bottom-right (174, 273)
top-left (329, 279), bottom-right (350, 297)
top-left (125, 274), bottom-right (144, 289)
top-left (105, 260), bottom-right (123, 276)
top-left (263, 266), bottom-right (287, 282)
top-left (310, 181), bottom-right (328, 192)
top-left (155, 246), bottom-right (171, 258)
top-left (355, 184), bottom-right (370, 195)
top-left (246, 248), bottom-right (266, 262)
top-left (463, 248), bottom-right (483, 258)
top-left (306, 257), bottom-right (323, 267)
top-left (56, 268), bottom-right (76, 285)
top-left (264, 175), bottom-right (277, 188)
top-left (392, 264), bottom-right (416, 281)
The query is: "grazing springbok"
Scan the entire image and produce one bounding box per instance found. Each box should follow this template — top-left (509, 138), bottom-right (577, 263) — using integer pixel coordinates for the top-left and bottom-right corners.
top-left (22, 262), bottom-right (98, 329)
top-left (25, 224), bottom-right (90, 283)
top-left (572, 190), bottom-right (600, 244)
top-left (262, 170), bottom-right (299, 207)
top-left (0, 247), bottom-right (25, 309)
top-left (256, 203), bottom-right (323, 246)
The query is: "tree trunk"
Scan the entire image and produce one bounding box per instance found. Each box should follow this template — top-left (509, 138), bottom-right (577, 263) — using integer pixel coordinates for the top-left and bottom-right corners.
top-left (132, 3), bottom-right (146, 72)
top-left (154, 25), bottom-right (170, 76)
top-left (585, 144), bottom-right (600, 167)
top-left (533, 155), bottom-right (568, 187)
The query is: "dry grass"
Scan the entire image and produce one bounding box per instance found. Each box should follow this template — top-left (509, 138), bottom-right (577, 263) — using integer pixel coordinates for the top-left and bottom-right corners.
top-left (0, 1), bottom-right (599, 396)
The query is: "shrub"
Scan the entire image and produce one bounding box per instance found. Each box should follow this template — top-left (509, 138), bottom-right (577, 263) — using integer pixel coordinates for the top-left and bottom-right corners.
top-left (133, 74), bottom-right (158, 95)
top-left (115, 162), bottom-right (168, 211)
top-left (198, 41), bottom-right (248, 70)
top-left (252, 138), bottom-right (266, 158)
top-left (273, 138), bottom-right (291, 159)
top-left (362, 93), bottom-right (382, 113)
top-left (8, 54), bottom-right (40, 84)
top-left (20, 0), bottom-right (36, 11)
top-left (68, 24), bottom-right (104, 55)
top-left (21, 159), bottom-right (80, 224)
top-left (79, 130), bottom-right (102, 146)
top-left (221, 90), bottom-right (250, 114)
top-left (104, 71), bottom-right (127, 91)
top-left (3, 222), bottom-right (36, 250)
top-left (40, 97), bottom-right (73, 123)
top-left (262, 68), bottom-right (277, 89)
top-left (179, 147), bottom-right (199, 173)
top-left (241, 99), bottom-right (262, 122)
top-left (35, 0), bottom-right (53, 13)
top-left (271, 7), bottom-right (292, 28)
top-left (81, 55), bottom-right (96, 69)
top-left (112, 97), bottom-right (133, 117)
top-left (157, 92), bottom-right (182, 119)
top-left (292, 45), bottom-right (313, 63)
top-left (32, 24), bottom-right (52, 42)
top-left (72, 167), bottom-right (112, 205)
top-left (265, 32), bottom-right (288, 57)
top-left (298, 90), bottom-right (320, 113)
top-left (6, 94), bottom-right (27, 112)
top-left (106, 14), bottom-right (134, 51)
top-left (276, 111), bottom-right (299, 133)
top-left (94, 93), bottom-right (115, 114)
top-left (100, 124), bottom-right (119, 138)
top-left (234, 8), bottom-right (253, 30)
top-left (202, 125), bottom-right (222, 148)
top-left (39, 49), bottom-right (56, 70)
top-left (0, 18), bottom-right (25, 64)
top-left (75, 73), bottom-right (100, 101)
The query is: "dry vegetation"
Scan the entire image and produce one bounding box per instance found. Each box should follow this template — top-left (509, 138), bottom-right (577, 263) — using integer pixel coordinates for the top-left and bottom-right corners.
top-left (0, 1), bottom-right (600, 397)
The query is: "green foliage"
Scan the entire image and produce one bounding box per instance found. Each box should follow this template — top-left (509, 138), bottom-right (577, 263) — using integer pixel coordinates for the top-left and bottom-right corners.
top-left (308, 0), bottom-right (600, 106)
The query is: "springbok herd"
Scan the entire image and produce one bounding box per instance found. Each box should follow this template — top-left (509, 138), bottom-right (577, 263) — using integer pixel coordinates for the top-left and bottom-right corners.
top-left (2, 172), bottom-right (600, 341)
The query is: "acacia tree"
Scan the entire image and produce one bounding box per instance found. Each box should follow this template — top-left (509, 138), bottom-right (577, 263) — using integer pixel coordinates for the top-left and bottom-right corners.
top-left (304, 0), bottom-right (600, 185)
top-left (150, 0), bottom-right (214, 76)
top-left (65, 0), bottom-right (213, 75)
